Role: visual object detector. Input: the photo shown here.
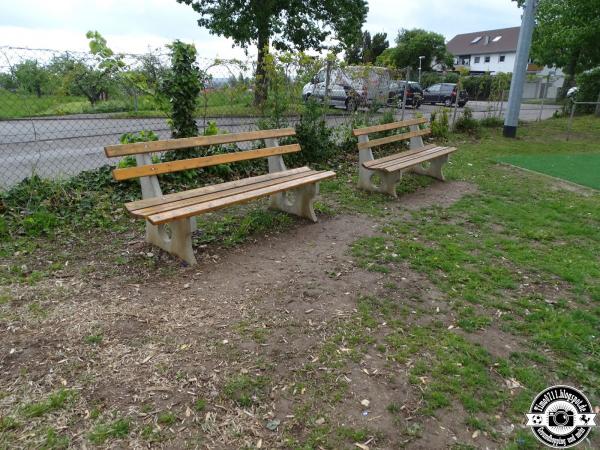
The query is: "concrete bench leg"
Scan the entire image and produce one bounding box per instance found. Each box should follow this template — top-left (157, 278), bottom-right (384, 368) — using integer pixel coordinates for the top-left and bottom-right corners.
top-left (270, 183), bottom-right (318, 222)
top-left (145, 218), bottom-right (197, 266)
top-left (409, 154), bottom-right (449, 181)
top-left (359, 165), bottom-right (402, 198)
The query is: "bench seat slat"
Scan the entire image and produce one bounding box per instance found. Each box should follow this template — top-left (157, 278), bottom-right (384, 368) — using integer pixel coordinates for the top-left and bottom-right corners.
top-left (126, 167), bottom-right (312, 211)
top-left (362, 144), bottom-right (438, 168)
top-left (366, 145), bottom-right (449, 169)
top-left (113, 143), bottom-right (301, 181)
top-left (357, 128), bottom-right (431, 150)
top-left (369, 146), bottom-right (457, 173)
top-left (130, 169), bottom-right (321, 217)
top-left (146, 170), bottom-right (336, 225)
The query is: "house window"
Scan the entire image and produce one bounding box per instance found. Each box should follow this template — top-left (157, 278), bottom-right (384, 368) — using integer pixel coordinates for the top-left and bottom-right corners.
top-left (474, 56), bottom-right (480, 63)
top-left (471, 36), bottom-right (482, 44)
top-left (484, 56), bottom-right (491, 63)
top-left (492, 36), bottom-right (502, 42)
top-left (499, 55), bottom-right (506, 62)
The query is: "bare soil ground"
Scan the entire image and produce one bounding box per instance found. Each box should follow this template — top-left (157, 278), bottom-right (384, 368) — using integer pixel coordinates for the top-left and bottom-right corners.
top-left (0, 180), bottom-right (595, 449)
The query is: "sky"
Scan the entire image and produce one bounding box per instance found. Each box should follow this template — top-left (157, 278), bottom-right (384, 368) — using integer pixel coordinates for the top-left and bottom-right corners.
top-left (0, 0), bottom-right (523, 58)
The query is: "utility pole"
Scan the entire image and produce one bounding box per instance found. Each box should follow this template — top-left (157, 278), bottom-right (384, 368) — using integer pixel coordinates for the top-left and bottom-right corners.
top-left (503, 0), bottom-right (537, 138)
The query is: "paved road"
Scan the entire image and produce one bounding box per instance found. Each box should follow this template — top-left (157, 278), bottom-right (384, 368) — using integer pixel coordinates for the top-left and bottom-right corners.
top-left (0, 101), bottom-right (560, 188)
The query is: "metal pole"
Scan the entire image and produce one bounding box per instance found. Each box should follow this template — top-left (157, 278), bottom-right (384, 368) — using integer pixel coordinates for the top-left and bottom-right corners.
top-left (567, 100), bottom-right (575, 141)
top-left (452, 77), bottom-right (461, 129)
top-left (401, 67), bottom-right (410, 120)
top-left (595, 90), bottom-right (600, 117)
top-left (418, 57), bottom-right (422, 84)
top-left (538, 73), bottom-right (550, 122)
top-left (503, 0), bottom-right (537, 137)
top-left (324, 59), bottom-right (332, 106)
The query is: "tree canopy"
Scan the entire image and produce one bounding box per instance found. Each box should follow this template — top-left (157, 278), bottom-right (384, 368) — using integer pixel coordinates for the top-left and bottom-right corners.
top-left (13, 60), bottom-right (49, 98)
top-left (176, 0), bottom-right (369, 104)
top-left (346, 31), bottom-right (389, 65)
top-left (515, 0), bottom-right (600, 90)
top-left (376, 28), bottom-right (453, 72)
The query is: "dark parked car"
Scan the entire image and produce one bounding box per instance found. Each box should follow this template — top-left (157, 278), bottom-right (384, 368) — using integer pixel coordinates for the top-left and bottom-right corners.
top-left (388, 80), bottom-right (423, 108)
top-left (423, 83), bottom-right (468, 107)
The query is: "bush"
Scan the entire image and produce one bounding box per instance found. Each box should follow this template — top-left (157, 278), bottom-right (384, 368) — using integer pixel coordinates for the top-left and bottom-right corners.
top-left (117, 130), bottom-right (159, 168)
top-left (161, 40), bottom-right (203, 140)
top-left (430, 108), bottom-right (450, 140)
top-left (479, 116), bottom-right (504, 128)
top-left (291, 99), bottom-right (335, 166)
top-left (575, 67), bottom-right (600, 113)
top-left (454, 107), bottom-right (480, 135)
top-left (421, 72), bottom-right (443, 88)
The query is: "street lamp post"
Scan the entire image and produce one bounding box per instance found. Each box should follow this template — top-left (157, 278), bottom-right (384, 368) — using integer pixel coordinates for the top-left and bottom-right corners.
top-left (418, 56), bottom-right (425, 84)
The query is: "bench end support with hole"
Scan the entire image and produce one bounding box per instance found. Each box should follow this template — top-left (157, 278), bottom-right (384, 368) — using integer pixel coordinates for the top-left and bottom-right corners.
top-left (408, 153), bottom-right (448, 181)
top-left (146, 219), bottom-right (197, 266)
top-left (357, 135), bottom-right (403, 197)
top-left (270, 182), bottom-right (319, 222)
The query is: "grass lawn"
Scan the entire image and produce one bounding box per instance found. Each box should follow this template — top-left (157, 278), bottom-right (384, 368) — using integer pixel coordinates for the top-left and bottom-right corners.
top-left (0, 115), bottom-right (599, 449)
top-left (498, 153), bottom-right (600, 190)
top-left (1, 87), bottom-right (335, 119)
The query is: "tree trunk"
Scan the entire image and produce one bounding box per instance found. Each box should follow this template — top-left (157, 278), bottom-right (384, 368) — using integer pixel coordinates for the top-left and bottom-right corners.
top-left (254, 32), bottom-right (269, 107)
top-left (560, 52), bottom-right (579, 99)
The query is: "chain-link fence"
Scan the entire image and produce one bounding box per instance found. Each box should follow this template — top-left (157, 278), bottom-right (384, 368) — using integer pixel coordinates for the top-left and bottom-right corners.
top-left (0, 45), bottom-right (564, 190)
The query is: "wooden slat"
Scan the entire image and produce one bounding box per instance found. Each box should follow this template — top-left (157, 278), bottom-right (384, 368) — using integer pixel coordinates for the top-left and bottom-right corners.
top-left (147, 171), bottom-right (336, 225)
top-left (363, 144), bottom-right (437, 169)
top-left (377, 147), bottom-right (457, 173)
top-left (113, 144), bottom-right (301, 181)
top-left (352, 118), bottom-right (428, 136)
top-left (357, 128), bottom-right (431, 150)
top-left (382, 146), bottom-right (454, 167)
top-left (130, 170), bottom-right (321, 217)
top-left (105, 128), bottom-right (296, 157)
top-left (367, 146), bottom-right (446, 170)
top-left (126, 167), bottom-right (312, 211)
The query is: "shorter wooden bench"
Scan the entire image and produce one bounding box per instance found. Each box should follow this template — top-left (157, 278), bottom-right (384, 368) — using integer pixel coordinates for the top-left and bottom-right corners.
top-left (105, 128), bottom-right (335, 265)
top-left (352, 118), bottom-right (457, 197)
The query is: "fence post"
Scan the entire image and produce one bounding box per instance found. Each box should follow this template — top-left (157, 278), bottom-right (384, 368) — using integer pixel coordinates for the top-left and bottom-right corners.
top-left (595, 90), bottom-right (600, 117)
top-left (324, 59), bottom-right (332, 106)
top-left (452, 77), bottom-right (461, 129)
top-left (538, 93), bottom-right (545, 122)
top-left (400, 67), bottom-right (410, 121)
top-left (566, 100), bottom-right (576, 141)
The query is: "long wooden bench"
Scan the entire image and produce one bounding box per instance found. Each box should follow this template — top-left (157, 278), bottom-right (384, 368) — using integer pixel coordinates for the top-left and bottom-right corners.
top-left (352, 118), bottom-right (457, 197)
top-left (105, 128), bottom-right (335, 265)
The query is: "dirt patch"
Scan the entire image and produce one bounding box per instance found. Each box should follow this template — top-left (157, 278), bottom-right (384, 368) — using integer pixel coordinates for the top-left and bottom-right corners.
top-left (458, 325), bottom-right (524, 360)
top-left (396, 181), bottom-right (478, 210)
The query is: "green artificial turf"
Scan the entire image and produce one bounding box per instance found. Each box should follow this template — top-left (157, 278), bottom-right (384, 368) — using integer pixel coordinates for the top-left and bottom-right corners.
top-left (498, 153), bottom-right (600, 190)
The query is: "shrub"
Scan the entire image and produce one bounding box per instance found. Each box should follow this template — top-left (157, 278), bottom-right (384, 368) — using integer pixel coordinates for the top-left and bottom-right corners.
top-left (454, 107), bottom-right (480, 135)
top-left (161, 40), bottom-right (203, 141)
top-left (575, 67), bottom-right (600, 113)
top-left (479, 116), bottom-right (504, 128)
top-left (117, 131), bottom-right (159, 168)
top-left (430, 108), bottom-right (450, 140)
top-left (291, 98), bottom-right (335, 166)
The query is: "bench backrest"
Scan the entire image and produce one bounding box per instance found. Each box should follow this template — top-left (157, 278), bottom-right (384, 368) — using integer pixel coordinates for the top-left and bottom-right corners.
top-left (352, 117), bottom-right (430, 150)
top-left (105, 128), bottom-right (298, 181)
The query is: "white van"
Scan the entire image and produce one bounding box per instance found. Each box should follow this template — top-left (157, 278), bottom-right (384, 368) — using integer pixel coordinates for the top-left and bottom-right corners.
top-left (302, 66), bottom-right (391, 111)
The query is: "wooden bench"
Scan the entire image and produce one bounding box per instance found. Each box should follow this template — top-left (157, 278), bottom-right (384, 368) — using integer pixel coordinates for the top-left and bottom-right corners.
top-left (104, 128), bottom-right (335, 265)
top-left (352, 118), bottom-right (457, 197)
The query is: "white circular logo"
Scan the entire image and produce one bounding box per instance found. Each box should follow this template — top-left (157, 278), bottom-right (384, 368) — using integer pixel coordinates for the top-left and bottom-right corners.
top-left (527, 385), bottom-right (596, 448)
